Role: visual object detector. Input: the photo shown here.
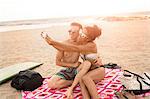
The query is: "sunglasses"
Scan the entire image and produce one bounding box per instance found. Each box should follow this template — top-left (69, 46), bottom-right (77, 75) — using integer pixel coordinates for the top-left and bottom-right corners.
top-left (80, 32), bottom-right (89, 39)
top-left (68, 30), bottom-right (78, 34)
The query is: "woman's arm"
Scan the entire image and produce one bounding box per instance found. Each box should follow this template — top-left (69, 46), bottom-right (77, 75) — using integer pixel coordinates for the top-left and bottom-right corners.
top-left (45, 36), bottom-right (97, 53)
top-left (93, 54), bottom-right (103, 66)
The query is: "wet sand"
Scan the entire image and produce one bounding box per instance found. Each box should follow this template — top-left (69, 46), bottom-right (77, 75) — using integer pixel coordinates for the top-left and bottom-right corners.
top-left (0, 19), bottom-right (150, 99)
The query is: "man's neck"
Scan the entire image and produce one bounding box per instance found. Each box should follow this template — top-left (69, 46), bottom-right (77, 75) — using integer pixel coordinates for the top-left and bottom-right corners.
top-left (69, 39), bottom-right (77, 42)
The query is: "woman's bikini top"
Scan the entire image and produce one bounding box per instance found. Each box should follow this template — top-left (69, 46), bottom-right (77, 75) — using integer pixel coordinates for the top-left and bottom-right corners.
top-left (80, 53), bottom-right (98, 62)
top-left (80, 53), bottom-right (104, 70)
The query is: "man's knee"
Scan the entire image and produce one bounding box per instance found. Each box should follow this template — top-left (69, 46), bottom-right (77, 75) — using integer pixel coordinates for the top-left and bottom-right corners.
top-left (48, 80), bottom-right (58, 89)
top-left (48, 79), bottom-right (73, 89)
top-left (48, 80), bottom-right (63, 89)
top-left (47, 76), bottom-right (61, 89)
top-left (57, 80), bottom-right (72, 88)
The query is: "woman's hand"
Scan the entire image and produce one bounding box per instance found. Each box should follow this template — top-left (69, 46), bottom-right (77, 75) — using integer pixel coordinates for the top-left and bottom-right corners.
top-left (94, 57), bottom-right (103, 66)
top-left (73, 62), bottom-right (81, 68)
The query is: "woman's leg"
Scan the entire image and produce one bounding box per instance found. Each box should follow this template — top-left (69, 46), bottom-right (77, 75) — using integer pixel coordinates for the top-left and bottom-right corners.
top-left (82, 67), bottom-right (105, 99)
top-left (69, 60), bottom-right (91, 90)
top-left (65, 61), bottom-right (91, 98)
top-left (48, 75), bottom-right (73, 89)
top-left (79, 79), bottom-right (90, 99)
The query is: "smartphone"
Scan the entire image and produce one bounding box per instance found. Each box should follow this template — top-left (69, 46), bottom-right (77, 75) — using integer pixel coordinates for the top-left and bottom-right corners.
top-left (41, 32), bottom-right (47, 38)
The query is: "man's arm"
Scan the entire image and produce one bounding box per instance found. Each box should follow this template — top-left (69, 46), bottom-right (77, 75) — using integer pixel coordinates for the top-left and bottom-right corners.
top-left (56, 51), bottom-right (79, 68)
top-left (45, 36), bottom-right (97, 53)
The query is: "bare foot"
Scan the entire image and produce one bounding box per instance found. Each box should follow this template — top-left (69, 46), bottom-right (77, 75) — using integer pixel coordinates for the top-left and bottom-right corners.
top-left (65, 87), bottom-right (74, 99)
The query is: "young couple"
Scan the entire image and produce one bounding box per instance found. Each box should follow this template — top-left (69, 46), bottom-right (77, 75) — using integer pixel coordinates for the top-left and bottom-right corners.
top-left (41, 22), bottom-right (105, 99)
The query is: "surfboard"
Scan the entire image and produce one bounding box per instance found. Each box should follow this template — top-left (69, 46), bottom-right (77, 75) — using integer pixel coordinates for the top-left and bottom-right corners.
top-left (0, 62), bottom-right (43, 84)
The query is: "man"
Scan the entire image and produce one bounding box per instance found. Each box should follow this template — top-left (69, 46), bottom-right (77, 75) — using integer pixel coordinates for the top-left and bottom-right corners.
top-left (42, 25), bottom-right (104, 99)
top-left (41, 22), bottom-right (82, 89)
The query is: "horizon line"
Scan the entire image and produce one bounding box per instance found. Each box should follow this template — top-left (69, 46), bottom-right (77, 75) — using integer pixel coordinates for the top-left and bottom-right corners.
top-left (0, 10), bottom-right (150, 23)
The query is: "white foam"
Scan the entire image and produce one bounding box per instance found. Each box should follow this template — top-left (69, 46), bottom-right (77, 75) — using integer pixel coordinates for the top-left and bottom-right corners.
top-left (0, 22), bottom-right (68, 32)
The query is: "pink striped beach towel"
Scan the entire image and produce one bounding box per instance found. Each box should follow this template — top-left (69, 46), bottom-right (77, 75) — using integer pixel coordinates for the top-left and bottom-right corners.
top-left (22, 68), bottom-right (150, 99)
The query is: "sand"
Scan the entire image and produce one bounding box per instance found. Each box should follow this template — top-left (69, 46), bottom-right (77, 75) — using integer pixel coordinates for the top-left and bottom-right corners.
top-left (0, 26), bottom-right (68, 99)
top-left (0, 19), bottom-right (150, 99)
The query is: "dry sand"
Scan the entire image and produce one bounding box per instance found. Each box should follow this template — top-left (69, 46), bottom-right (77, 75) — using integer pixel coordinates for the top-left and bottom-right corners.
top-left (0, 19), bottom-right (150, 99)
top-left (0, 26), bottom-right (68, 99)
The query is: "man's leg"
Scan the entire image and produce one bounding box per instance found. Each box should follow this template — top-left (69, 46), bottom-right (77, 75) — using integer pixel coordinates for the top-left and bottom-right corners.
top-left (47, 75), bottom-right (73, 89)
top-left (82, 67), bottom-right (105, 99)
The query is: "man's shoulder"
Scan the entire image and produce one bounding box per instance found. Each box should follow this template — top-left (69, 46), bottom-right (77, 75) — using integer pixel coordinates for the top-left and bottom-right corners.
top-left (86, 41), bottom-right (96, 45)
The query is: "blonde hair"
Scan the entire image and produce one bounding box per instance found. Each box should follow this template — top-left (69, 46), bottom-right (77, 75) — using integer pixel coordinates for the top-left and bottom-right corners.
top-left (70, 22), bottom-right (82, 29)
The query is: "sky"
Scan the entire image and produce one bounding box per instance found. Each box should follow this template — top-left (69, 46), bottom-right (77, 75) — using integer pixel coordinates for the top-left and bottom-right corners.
top-left (0, 0), bottom-right (150, 22)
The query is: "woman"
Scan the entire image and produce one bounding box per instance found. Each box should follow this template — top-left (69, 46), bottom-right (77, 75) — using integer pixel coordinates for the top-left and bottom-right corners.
top-left (45, 25), bottom-right (105, 99)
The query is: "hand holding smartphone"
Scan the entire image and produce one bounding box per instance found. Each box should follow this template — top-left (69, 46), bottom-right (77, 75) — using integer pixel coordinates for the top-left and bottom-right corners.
top-left (41, 32), bottom-right (48, 39)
